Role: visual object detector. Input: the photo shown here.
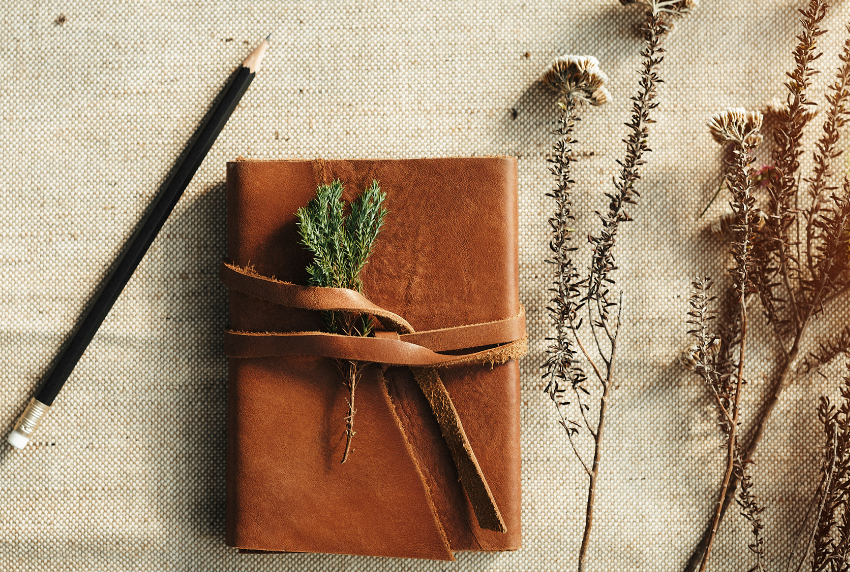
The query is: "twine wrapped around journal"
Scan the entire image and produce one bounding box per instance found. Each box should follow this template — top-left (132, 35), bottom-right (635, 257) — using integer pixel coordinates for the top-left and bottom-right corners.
top-left (219, 261), bottom-right (528, 533)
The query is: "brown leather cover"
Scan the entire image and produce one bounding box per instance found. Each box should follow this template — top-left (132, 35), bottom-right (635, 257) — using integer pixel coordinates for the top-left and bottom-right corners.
top-left (224, 158), bottom-right (522, 559)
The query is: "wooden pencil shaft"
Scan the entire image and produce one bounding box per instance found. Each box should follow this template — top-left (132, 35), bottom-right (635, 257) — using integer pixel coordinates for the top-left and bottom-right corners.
top-left (35, 65), bottom-right (255, 406)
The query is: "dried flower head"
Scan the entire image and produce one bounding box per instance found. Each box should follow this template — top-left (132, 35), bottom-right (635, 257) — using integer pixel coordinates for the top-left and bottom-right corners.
top-left (543, 55), bottom-right (611, 106)
top-left (619, 0), bottom-right (698, 16)
top-left (591, 87), bottom-right (611, 106)
top-left (708, 108), bottom-right (764, 148)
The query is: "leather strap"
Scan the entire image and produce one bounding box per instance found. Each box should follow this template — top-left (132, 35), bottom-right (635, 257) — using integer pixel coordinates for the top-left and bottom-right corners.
top-left (381, 308), bottom-right (526, 352)
top-left (224, 329), bottom-right (528, 366)
top-left (411, 367), bottom-right (507, 533)
top-left (221, 262), bottom-right (414, 333)
top-left (221, 262), bottom-right (527, 357)
top-left (220, 261), bottom-right (524, 534)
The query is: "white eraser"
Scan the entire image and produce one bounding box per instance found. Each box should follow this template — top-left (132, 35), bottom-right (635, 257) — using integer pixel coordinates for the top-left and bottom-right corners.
top-left (7, 430), bottom-right (30, 450)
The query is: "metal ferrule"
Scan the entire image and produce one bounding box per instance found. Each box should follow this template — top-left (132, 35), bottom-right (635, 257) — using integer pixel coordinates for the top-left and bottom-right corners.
top-left (12, 398), bottom-right (50, 439)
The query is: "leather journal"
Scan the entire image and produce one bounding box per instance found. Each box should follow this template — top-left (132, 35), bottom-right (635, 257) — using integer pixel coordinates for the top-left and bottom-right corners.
top-left (222, 157), bottom-right (525, 560)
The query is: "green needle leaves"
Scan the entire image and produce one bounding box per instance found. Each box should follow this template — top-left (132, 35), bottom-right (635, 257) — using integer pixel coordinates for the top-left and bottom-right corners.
top-left (296, 179), bottom-right (388, 294)
top-left (295, 178), bottom-right (388, 463)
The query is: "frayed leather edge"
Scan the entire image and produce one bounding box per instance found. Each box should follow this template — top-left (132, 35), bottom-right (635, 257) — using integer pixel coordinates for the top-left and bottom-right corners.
top-left (379, 369), bottom-right (455, 561)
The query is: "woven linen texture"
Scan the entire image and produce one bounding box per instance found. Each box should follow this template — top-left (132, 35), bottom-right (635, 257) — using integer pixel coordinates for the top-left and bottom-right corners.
top-left (2, 1), bottom-right (849, 570)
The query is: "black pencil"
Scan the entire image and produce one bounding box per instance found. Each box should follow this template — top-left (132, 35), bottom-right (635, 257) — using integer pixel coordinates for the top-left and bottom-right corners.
top-left (7, 34), bottom-right (272, 450)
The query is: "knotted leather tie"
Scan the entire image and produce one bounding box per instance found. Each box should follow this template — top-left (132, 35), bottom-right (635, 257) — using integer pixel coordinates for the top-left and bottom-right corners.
top-left (219, 262), bottom-right (527, 533)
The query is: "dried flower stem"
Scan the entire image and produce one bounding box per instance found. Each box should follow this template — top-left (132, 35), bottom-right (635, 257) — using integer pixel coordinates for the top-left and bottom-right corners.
top-left (805, 361), bottom-right (850, 570)
top-left (578, 311), bottom-right (620, 572)
top-left (762, 0), bottom-right (828, 334)
top-left (685, 278), bottom-right (728, 422)
top-left (697, 128), bottom-right (760, 572)
top-left (805, 29), bottom-right (850, 282)
top-left (543, 94), bottom-right (605, 570)
top-left (682, 2), bottom-right (850, 568)
top-left (543, 95), bottom-right (592, 469)
top-left (684, 279), bottom-right (810, 572)
top-left (577, 9), bottom-right (665, 569)
top-left (586, 13), bottom-right (663, 306)
top-left (686, 177), bottom-right (850, 570)
top-left (540, 9), bottom-right (671, 572)
top-left (580, 24), bottom-right (667, 564)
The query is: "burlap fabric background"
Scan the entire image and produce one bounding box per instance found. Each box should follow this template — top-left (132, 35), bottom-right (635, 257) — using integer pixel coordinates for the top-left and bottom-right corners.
top-left (3, 1), bottom-right (850, 570)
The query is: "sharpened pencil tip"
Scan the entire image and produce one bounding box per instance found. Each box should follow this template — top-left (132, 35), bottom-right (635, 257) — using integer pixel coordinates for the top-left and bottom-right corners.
top-left (243, 35), bottom-right (271, 72)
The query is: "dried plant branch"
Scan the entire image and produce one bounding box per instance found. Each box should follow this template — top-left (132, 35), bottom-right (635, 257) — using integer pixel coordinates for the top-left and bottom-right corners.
top-left (576, 22), bottom-right (671, 568)
top-left (571, 318), bottom-right (607, 385)
top-left (793, 414), bottom-right (837, 572)
top-left (693, 108), bottom-right (763, 572)
top-left (588, 300), bottom-right (610, 370)
top-left (807, 362), bottom-right (850, 571)
top-left (541, 54), bottom-right (610, 572)
top-left (761, 0), bottom-right (828, 336)
top-left (798, 325), bottom-right (850, 377)
top-left (540, 2), bottom-right (694, 569)
top-left (736, 455), bottom-right (767, 572)
top-left (681, 2), bottom-right (850, 568)
top-left (712, 285), bottom-right (749, 433)
top-left (541, 91), bottom-right (590, 435)
top-left (684, 279), bottom-right (735, 428)
top-left (804, 29), bottom-right (850, 285)
top-left (688, 176), bottom-right (850, 571)
top-left (585, 12), bottom-right (664, 306)
top-left (810, 177), bottom-right (850, 308)
top-left (574, 385), bottom-right (597, 439)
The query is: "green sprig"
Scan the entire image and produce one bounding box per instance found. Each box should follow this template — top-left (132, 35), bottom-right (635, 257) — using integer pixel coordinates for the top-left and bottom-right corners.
top-left (294, 179), bottom-right (388, 463)
top-left (296, 179), bottom-right (387, 294)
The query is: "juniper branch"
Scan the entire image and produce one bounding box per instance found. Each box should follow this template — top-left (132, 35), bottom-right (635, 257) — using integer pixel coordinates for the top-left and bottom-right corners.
top-left (296, 179), bottom-right (388, 463)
